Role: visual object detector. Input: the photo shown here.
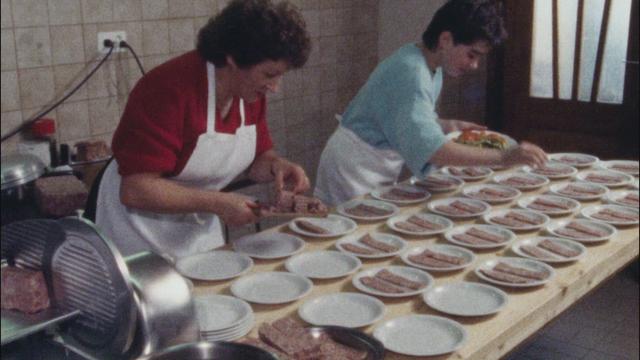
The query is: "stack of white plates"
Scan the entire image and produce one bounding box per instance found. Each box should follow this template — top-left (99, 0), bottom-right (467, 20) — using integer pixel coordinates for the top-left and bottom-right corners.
top-left (194, 294), bottom-right (254, 342)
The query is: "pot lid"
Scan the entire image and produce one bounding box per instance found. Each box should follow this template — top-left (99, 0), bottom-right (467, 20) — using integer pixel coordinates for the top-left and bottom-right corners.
top-left (1, 153), bottom-right (45, 190)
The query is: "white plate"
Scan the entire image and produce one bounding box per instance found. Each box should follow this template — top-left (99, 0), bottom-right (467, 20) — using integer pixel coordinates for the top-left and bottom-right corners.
top-left (423, 282), bottom-right (508, 316)
top-left (352, 266), bottom-right (433, 298)
top-left (194, 294), bottom-right (253, 332)
top-left (511, 237), bottom-right (586, 263)
top-left (386, 212), bottom-right (454, 236)
top-left (517, 194), bottom-right (581, 216)
top-left (444, 224), bottom-right (516, 250)
top-left (447, 130), bottom-right (517, 148)
top-left (427, 197), bottom-right (491, 219)
top-left (548, 182), bottom-right (609, 201)
top-left (230, 271), bottom-right (313, 304)
top-left (483, 209), bottom-right (550, 231)
top-left (492, 172), bottom-right (550, 190)
top-left (546, 219), bottom-right (617, 242)
top-left (175, 250), bottom-right (254, 281)
top-left (409, 174), bottom-right (465, 193)
top-left (580, 204), bottom-right (639, 226)
top-left (288, 214), bottom-right (358, 238)
top-left (576, 170), bottom-right (634, 188)
top-left (335, 232), bottom-right (408, 259)
top-left (522, 163), bottom-right (578, 179)
top-left (475, 257), bottom-right (555, 288)
top-left (298, 292), bottom-right (385, 328)
top-left (596, 160), bottom-right (639, 176)
top-left (548, 153), bottom-right (599, 168)
top-left (605, 190), bottom-right (639, 208)
top-left (285, 250), bottom-right (361, 279)
top-left (401, 244), bottom-right (475, 272)
top-left (370, 184), bottom-right (431, 205)
top-left (336, 199), bottom-right (400, 221)
top-left (462, 184), bottom-right (521, 203)
top-left (441, 166), bottom-right (494, 181)
top-left (373, 315), bottom-right (467, 357)
top-left (232, 232), bottom-right (305, 259)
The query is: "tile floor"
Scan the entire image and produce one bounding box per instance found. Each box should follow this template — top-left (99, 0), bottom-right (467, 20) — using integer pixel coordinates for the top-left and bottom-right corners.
top-left (505, 262), bottom-right (639, 360)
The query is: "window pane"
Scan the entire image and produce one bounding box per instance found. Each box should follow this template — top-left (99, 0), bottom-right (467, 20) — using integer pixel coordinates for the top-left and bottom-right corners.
top-left (557, 0), bottom-right (579, 99)
top-left (578, 0), bottom-right (606, 102)
top-left (597, 0), bottom-right (632, 104)
top-left (530, 0), bottom-right (554, 98)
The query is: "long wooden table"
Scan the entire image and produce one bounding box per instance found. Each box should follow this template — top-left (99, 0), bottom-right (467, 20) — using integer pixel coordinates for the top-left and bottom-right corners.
top-left (193, 169), bottom-right (639, 359)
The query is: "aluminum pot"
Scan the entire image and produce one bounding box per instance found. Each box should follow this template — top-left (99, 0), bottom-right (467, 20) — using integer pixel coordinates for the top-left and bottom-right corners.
top-left (124, 252), bottom-right (200, 358)
top-left (136, 341), bottom-right (278, 360)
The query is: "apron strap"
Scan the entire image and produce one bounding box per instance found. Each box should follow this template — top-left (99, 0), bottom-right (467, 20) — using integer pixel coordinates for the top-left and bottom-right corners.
top-left (84, 157), bottom-right (114, 222)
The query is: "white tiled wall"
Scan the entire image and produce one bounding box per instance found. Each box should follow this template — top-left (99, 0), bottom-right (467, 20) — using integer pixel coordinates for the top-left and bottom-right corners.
top-left (1, 0), bottom-right (380, 184)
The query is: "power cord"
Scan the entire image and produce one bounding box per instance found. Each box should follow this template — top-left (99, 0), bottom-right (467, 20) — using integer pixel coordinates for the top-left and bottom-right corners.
top-left (119, 41), bottom-right (146, 75)
top-left (1, 42), bottom-right (116, 143)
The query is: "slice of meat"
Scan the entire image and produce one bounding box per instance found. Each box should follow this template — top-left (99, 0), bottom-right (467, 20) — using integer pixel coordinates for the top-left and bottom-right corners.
top-left (375, 269), bottom-right (425, 290)
top-left (406, 215), bottom-right (443, 230)
top-left (420, 249), bottom-right (464, 265)
top-left (408, 254), bottom-right (454, 268)
top-left (258, 323), bottom-right (298, 354)
top-left (450, 200), bottom-right (485, 214)
top-left (501, 176), bottom-right (541, 186)
top-left (479, 187), bottom-right (513, 198)
top-left (434, 205), bottom-right (468, 216)
top-left (452, 233), bottom-right (495, 245)
top-left (466, 227), bottom-right (506, 243)
top-left (554, 228), bottom-right (595, 239)
top-left (559, 155), bottom-right (591, 164)
top-left (585, 174), bottom-right (624, 184)
top-left (521, 245), bottom-right (559, 260)
top-left (599, 208), bottom-right (638, 221)
top-left (360, 276), bottom-right (407, 293)
top-left (531, 198), bottom-right (570, 210)
top-left (610, 164), bottom-right (639, 173)
top-left (386, 188), bottom-right (425, 200)
top-left (618, 196), bottom-right (639, 206)
top-left (425, 176), bottom-right (457, 186)
top-left (505, 212), bottom-right (541, 225)
top-left (565, 222), bottom-right (608, 237)
top-left (590, 212), bottom-right (633, 222)
top-left (358, 234), bottom-right (399, 252)
top-left (394, 221), bottom-right (428, 233)
top-left (527, 203), bottom-right (560, 212)
top-left (564, 184), bottom-right (602, 195)
top-left (1, 266), bottom-right (50, 314)
top-left (272, 317), bottom-right (304, 334)
top-left (480, 268), bottom-right (533, 284)
top-left (353, 204), bottom-right (393, 216)
top-left (491, 216), bottom-right (529, 227)
top-left (494, 262), bottom-right (548, 280)
top-left (341, 243), bottom-right (379, 255)
top-left (295, 220), bottom-right (330, 234)
top-left (343, 206), bottom-right (372, 217)
top-left (465, 167), bottom-right (489, 177)
top-left (538, 239), bottom-right (580, 258)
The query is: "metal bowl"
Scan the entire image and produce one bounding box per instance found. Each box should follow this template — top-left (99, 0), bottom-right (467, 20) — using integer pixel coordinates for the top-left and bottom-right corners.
top-left (136, 341), bottom-right (278, 360)
top-left (304, 326), bottom-right (385, 360)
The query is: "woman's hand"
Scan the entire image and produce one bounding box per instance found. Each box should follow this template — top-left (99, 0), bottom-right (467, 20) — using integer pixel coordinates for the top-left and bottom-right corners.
top-left (438, 119), bottom-right (487, 134)
top-left (271, 158), bottom-right (310, 193)
top-left (213, 192), bottom-right (260, 226)
top-left (501, 141), bottom-right (548, 168)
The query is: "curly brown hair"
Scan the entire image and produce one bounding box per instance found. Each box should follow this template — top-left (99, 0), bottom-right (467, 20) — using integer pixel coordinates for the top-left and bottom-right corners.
top-left (197, 0), bottom-right (311, 69)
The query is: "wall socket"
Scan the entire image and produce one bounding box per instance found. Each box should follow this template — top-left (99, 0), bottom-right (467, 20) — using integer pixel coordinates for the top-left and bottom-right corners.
top-left (97, 31), bottom-right (127, 53)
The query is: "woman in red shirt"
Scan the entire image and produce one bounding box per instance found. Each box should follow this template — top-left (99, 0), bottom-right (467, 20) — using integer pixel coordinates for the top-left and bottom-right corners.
top-left (93, 0), bottom-right (311, 259)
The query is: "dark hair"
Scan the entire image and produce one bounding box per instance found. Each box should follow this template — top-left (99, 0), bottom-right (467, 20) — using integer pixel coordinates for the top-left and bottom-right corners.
top-left (197, 0), bottom-right (310, 69)
top-left (422, 0), bottom-right (507, 50)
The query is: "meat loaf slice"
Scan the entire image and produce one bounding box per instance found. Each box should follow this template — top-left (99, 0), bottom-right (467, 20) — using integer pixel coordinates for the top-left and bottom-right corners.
top-left (395, 221), bottom-right (429, 233)
top-left (1, 266), bottom-right (50, 313)
top-left (520, 245), bottom-right (558, 260)
top-left (408, 254), bottom-right (453, 268)
top-left (450, 200), bottom-right (485, 214)
top-left (565, 222), bottom-right (608, 237)
top-left (406, 215), bottom-right (443, 230)
top-left (494, 262), bottom-right (548, 280)
top-left (599, 208), bottom-right (638, 221)
top-left (564, 184), bottom-right (602, 195)
top-left (585, 174), bottom-right (624, 184)
top-left (258, 323), bottom-right (298, 354)
top-left (452, 233), bottom-right (495, 245)
top-left (610, 164), bottom-right (639, 173)
top-left (554, 228), bottom-right (595, 239)
top-left (538, 239), bottom-right (580, 258)
top-left (341, 243), bottom-right (379, 255)
top-left (434, 205), bottom-right (468, 216)
top-left (387, 188), bottom-right (425, 200)
top-left (421, 249), bottom-right (464, 265)
top-left (360, 276), bottom-right (407, 294)
top-left (295, 220), bottom-right (330, 234)
top-left (491, 216), bottom-right (528, 227)
top-left (467, 227), bottom-right (506, 243)
top-left (480, 269), bottom-right (533, 284)
top-left (358, 234), bottom-right (398, 253)
top-left (375, 269), bottom-right (425, 290)
top-left (505, 212), bottom-right (542, 225)
top-left (532, 198), bottom-right (570, 210)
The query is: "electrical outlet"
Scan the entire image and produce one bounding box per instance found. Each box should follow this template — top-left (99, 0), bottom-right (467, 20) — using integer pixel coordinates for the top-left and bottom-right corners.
top-left (97, 31), bottom-right (127, 53)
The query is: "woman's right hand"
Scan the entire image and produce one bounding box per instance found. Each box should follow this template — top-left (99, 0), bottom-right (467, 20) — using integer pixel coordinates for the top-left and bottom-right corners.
top-left (501, 141), bottom-right (548, 168)
top-left (212, 192), bottom-right (260, 226)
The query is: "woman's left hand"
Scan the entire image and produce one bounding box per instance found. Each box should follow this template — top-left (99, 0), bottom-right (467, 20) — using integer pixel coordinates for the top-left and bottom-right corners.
top-left (439, 119), bottom-right (487, 134)
top-left (271, 158), bottom-right (310, 193)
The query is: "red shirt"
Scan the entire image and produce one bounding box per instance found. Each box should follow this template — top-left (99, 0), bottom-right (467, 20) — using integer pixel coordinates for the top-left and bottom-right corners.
top-left (112, 51), bottom-right (273, 177)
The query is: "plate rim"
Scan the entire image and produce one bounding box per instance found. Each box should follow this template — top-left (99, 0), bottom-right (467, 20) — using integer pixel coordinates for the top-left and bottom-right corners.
top-left (297, 292), bottom-right (386, 328)
top-left (231, 232), bottom-right (306, 259)
top-left (284, 250), bottom-right (362, 279)
top-left (175, 250), bottom-right (254, 281)
top-left (422, 281), bottom-right (509, 317)
top-left (230, 271), bottom-right (313, 304)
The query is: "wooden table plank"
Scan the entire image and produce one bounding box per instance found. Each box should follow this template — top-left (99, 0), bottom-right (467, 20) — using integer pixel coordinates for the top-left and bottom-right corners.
top-left (193, 172), bottom-right (639, 359)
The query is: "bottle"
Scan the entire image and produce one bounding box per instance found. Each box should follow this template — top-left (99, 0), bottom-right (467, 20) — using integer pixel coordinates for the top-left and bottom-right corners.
top-left (30, 118), bottom-right (58, 168)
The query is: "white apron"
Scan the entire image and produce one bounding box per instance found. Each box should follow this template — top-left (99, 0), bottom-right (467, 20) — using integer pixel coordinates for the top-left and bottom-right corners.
top-left (96, 62), bottom-right (257, 259)
top-left (314, 116), bottom-right (405, 207)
